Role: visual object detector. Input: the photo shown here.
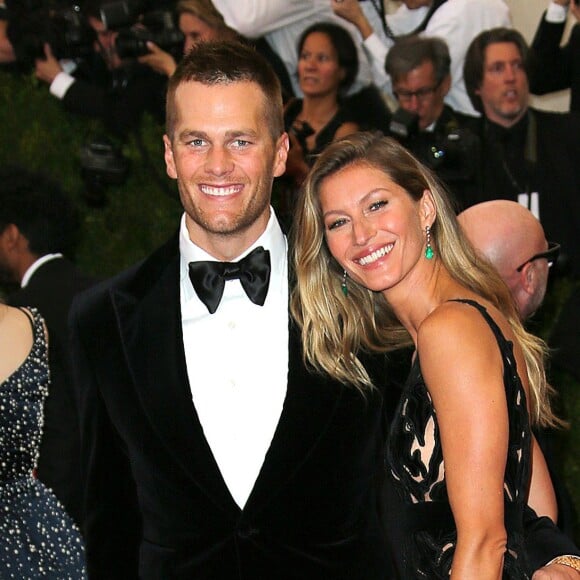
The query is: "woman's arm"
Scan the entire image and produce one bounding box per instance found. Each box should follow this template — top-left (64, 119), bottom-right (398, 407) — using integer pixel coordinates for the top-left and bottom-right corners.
top-left (419, 303), bottom-right (511, 580)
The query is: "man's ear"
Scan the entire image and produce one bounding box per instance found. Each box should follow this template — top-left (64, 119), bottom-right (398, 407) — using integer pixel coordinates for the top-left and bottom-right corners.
top-left (0, 224), bottom-right (22, 250)
top-left (163, 134), bottom-right (177, 180)
top-left (519, 261), bottom-right (536, 296)
top-left (273, 132), bottom-right (290, 178)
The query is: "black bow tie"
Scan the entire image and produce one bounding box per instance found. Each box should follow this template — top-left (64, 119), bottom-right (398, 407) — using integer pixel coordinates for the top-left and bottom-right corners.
top-left (188, 246), bottom-right (271, 314)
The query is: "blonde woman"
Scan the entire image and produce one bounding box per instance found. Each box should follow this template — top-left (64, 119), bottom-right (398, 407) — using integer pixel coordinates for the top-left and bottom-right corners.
top-left (291, 132), bottom-right (569, 579)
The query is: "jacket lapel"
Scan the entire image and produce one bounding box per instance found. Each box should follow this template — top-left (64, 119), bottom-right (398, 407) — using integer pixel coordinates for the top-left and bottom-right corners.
top-left (111, 238), bottom-right (239, 515)
top-left (244, 320), bottom-right (344, 514)
top-left (110, 235), bottom-right (344, 515)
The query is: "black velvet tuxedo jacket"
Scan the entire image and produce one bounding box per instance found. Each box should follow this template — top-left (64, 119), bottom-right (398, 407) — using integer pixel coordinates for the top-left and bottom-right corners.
top-left (69, 234), bottom-right (393, 580)
top-left (8, 256), bottom-right (95, 525)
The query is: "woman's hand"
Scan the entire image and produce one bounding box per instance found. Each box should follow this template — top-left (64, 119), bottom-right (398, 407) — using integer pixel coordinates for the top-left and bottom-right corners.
top-left (138, 42), bottom-right (177, 77)
top-left (330, 0), bottom-right (374, 39)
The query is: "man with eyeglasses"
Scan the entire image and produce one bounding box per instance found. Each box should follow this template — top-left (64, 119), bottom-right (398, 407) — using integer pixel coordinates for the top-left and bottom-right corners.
top-left (385, 35), bottom-right (481, 210)
top-left (458, 200), bottom-right (558, 321)
top-left (458, 199), bottom-right (579, 547)
top-left (331, 0), bottom-right (511, 116)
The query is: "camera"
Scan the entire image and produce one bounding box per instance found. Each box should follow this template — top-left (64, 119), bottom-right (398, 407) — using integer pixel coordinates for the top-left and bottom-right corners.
top-left (422, 129), bottom-right (478, 181)
top-left (114, 13), bottom-right (184, 59)
top-left (388, 108), bottom-right (419, 140)
top-left (99, 0), bottom-right (170, 31)
top-left (6, 3), bottom-right (95, 68)
top-left (100, 0), bottom-right (183, 59)
top-left (388, 108), bottom-right (478, 183)
top-left (79, 137), bottom-right (130, 206)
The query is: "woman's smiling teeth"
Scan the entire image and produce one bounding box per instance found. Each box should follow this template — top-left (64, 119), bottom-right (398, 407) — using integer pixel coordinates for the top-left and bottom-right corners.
top-left (200, 184), bottom-right (241, 196)
top-left (356, 243), bottom-right (394, 265)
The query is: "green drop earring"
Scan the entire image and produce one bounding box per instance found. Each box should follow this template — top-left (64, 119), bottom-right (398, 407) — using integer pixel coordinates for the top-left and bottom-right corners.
top-left (341, 269), bottom-right (348, 296)
top-left (425, 225), bottom-right (434, 260)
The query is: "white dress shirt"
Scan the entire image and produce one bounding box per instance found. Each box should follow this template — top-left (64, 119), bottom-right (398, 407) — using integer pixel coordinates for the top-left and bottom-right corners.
top-left (546, 1), bottom-right (568, 23)
top-left (21, 253), bottom-right (63, 287)
top-left (179, 209), bottom-right (289, 508)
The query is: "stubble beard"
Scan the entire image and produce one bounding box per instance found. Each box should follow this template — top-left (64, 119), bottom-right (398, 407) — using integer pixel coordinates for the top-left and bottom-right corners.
top-left (180, 180), bottom-right (272, 241)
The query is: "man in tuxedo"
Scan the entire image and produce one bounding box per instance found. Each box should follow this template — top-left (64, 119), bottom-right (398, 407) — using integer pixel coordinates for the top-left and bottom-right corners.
top-left (69, 39), bottom-right (393, 579)
top-left (0, 165), bottom-right (95, 525)
top-left (69, 40), bottom-right (580, 579)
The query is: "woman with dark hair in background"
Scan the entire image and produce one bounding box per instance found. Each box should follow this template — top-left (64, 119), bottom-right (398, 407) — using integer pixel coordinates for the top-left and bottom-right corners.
top-left (281, 22), bottom-right (360, 195)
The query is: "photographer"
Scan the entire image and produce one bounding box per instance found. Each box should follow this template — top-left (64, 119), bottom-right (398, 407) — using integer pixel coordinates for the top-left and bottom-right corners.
top-left (385, 35), bottom-right (481, 210)
top-left (24, 0), bottom-right (169, 139)
top-left (137, 0), bottom-right (238, 78)
top-left (136, 0), bottom-right (295, 102)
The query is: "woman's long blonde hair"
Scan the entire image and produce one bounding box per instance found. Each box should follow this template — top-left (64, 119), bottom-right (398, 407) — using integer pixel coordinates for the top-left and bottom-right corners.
top-left (290, 132), bottom-right (559, 428)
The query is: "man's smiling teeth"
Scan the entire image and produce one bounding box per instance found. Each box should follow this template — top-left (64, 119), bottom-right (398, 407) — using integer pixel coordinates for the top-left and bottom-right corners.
top-left (200, 184), bottom-right (240, 196)
top-left (357, 244), bottom-right (394, 265)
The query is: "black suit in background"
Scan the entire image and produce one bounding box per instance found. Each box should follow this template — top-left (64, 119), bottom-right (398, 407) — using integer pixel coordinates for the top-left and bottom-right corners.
top-left (462, 109), bottom-right (580, 280)
top-left (529, 11), bottom-right (580, 113)
top-left (387, 105), bottom-right (482, 212)
top-left (8, 256), bottom-right (96, 526)
top-left (550, 284), bottom-right (580, 381)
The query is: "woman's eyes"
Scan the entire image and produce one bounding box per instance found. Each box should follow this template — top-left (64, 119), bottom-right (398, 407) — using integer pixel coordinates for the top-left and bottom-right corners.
top-left (369, 200), bottom-right (388, 211)
top-left (327, 218), bottom-right (348, 231)
top-left (325, 199), bottom-right (388, 230)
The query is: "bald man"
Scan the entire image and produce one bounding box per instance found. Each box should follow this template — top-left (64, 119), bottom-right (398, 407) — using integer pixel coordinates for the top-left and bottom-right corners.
top-left (458, 199), bottom-right (579, 540)
top-left (458, 199), bottom-right (556, 320)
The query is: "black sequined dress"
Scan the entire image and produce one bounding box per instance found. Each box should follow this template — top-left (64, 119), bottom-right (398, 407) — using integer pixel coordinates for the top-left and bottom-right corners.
top-left (0, 308), bottom-right (87, 579)
top-left (384, 299), bottom-right (532, 579)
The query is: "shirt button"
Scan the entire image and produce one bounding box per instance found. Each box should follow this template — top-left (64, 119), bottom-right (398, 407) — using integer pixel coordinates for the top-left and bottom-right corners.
top-left (237, 526), bottom-right (259, 540)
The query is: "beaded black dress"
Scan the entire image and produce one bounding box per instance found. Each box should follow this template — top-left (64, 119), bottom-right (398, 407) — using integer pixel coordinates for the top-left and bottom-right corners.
top-left (0, 308), bottom-right (87, 579)
top-left (384, 300), bottom-right (532, 579)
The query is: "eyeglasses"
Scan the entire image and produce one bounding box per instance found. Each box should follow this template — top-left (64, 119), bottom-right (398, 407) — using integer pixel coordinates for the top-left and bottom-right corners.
top-left (393, 80), bottom-right (442, 103)
top-left (515, 242), bottom-right (560, 272)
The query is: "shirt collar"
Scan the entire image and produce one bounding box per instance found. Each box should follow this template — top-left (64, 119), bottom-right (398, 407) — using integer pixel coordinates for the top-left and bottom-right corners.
top-left (21, 253), bottom-right (63, 288)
